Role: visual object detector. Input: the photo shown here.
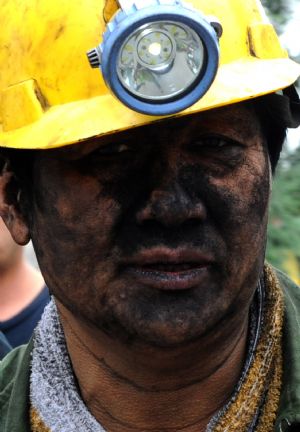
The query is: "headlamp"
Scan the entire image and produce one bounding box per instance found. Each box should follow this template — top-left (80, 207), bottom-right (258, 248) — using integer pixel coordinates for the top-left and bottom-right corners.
top-left (87, 0), bottom-right (222, 115)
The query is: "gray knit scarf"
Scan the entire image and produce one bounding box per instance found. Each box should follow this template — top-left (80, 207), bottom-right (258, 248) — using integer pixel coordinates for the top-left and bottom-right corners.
top-left (30, 287), bottom-right (263, 432)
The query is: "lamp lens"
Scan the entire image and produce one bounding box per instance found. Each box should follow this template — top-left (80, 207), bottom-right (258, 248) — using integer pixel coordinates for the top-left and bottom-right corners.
top-left (117, 21), bottom-right (205, 101)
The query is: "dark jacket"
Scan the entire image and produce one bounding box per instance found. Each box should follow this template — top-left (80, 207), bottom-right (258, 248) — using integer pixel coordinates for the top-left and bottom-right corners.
top-left (1, 270), bottom-right (300, 432)
top-left (0, 331), bottom-right (11, 360)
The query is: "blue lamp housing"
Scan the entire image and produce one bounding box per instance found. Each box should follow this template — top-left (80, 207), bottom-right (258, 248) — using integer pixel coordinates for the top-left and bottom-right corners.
top-left (87, 0), bottom-right (222, 116)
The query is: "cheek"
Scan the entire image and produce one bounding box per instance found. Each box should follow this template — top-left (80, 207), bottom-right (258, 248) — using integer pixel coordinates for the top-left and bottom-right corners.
top-left (180, 151), bottom-right (270, 250)
top-left (209, 154), bottom-right (270, 285)
top-left (214, 151), bottom-right (270, 227)
top-left (30, 168), bottom-right (122, 287)
top-left (180, 152), bottom-right (270, 305)
top-left (34, 166), bottom-right (120, 231)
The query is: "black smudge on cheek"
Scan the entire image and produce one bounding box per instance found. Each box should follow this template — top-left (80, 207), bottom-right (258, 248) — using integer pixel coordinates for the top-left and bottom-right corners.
top-left (111, 153), bottom-right (269, 260)
top-left (29, 160), bottom-right (103, 293)
top-left (180, 152), bottom-right (270, 224)
top-left (30, 190), bottom-right (76, 289)
top-left (93, 152), bottom-right (164, 204)
top-left (175, 164), bottom-right (242, 229)
top-left (248, 148), bottom-right (271, 222)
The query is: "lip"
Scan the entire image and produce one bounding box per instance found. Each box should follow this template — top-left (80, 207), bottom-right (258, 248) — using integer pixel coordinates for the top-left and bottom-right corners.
top-left (120, 247), bottom-right (214, 291)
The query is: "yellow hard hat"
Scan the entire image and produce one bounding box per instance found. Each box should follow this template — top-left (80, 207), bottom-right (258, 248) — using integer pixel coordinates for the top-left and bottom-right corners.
top-left (0, 0), bottom-right (299, 150)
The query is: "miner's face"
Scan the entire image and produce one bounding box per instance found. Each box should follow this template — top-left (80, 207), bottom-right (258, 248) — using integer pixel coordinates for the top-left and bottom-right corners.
top-left (26, 103), bottom-right (270, 346)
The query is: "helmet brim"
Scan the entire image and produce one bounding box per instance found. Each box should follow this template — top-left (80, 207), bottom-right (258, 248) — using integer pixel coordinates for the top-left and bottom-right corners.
top-left (1, 57), bottom-right (300, 150)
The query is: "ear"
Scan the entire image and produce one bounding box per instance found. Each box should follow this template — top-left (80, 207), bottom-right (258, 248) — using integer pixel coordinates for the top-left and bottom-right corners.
top-left (0, 159), bottom-right (31, 245)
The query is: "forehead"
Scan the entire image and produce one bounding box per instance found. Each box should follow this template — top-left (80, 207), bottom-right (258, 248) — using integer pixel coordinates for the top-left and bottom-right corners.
top-left (48, 101), bottom-right (262, 159)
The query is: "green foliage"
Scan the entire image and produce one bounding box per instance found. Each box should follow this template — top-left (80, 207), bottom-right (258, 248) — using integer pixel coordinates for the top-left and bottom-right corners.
top-left (267, 146), bottom-right (300, 275)
top-left (262, 0), bottom-right (300, 281)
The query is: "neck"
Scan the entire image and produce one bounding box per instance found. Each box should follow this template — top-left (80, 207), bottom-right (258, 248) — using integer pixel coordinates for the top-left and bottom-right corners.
top-left (0, 257), bottom-right (44, 321)
top-left (57, 301), bottom-right (249, 432)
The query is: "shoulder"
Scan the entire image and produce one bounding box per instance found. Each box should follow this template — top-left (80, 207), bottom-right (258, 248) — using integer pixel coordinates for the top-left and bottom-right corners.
top-left (274, 266), bottom-right (300, 330)
top-left (275, 267), bottom-right (300, 307)
top-left (275, 266), bottom-right (300, 289)
top-left (0, 343), bottom-right (30, 386)
top-left (272, 267), bottom-right (300, 428)
top-left (0, 341), bottom-right (32, 432)
top-left (274, 266), bottom-right (300, 354)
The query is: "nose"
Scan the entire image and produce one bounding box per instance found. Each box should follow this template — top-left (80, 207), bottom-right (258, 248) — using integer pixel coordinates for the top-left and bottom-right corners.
top-left (136, 180), bottom-right (207, 228)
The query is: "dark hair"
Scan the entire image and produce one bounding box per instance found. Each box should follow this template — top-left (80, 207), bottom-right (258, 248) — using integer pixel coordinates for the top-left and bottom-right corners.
top-left (253, 97), bottom-right (287, 172)
top-left (253, 85), bottom-right (300, 172)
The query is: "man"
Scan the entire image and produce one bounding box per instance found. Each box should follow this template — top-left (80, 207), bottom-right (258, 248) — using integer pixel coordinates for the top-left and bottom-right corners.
top-left (0, 218), bottom-right (49, 349)
top-left (0, 0), bottom-right (300, 431)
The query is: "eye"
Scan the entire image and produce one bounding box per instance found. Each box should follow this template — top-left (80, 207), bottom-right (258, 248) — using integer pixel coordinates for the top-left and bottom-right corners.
top-left (188, 134), bottom-right (245, 174)
top-left (190, 135), bottom-right (242, 151)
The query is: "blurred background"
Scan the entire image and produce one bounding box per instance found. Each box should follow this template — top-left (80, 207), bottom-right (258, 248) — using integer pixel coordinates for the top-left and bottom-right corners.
top-left (263, 0), bottom-right (300, 284)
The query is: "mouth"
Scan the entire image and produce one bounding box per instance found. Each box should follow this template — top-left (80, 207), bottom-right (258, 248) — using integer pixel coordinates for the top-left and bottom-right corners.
top-left (121, 247), bottom-right (214, 291)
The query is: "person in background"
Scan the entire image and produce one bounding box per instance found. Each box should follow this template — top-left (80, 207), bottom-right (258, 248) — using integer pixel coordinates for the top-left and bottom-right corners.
top-left (0, 218), bottom-right (49, 349)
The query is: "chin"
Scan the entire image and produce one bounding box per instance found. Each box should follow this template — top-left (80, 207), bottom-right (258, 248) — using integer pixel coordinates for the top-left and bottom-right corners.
top-left (88, 293), bottom-right (228, 348)
top-left (98, 317), bottom-right (212, 348)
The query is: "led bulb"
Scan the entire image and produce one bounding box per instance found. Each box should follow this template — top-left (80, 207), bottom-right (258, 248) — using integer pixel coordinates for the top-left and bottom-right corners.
top-left (148, 42), bottom-right (162, 57)
top-left (117, 22), bottom-right (204, 101)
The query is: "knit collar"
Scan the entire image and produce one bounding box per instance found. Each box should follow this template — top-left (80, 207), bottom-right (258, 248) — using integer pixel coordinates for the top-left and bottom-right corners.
top-left (29, 265), bottom-right (284, 432)
top-left (30, 299), bottom-right (105, 432)
top-left (208, 263), bottom-right (284, 431)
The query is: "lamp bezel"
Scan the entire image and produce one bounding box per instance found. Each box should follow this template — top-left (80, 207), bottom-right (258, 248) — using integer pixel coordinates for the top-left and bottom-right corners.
top-left (100, 5), bottom-right (220, 115)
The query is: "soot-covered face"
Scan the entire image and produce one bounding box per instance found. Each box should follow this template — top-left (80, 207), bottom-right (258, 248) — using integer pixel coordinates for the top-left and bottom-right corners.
top-left (29, 103), bottom-right (270, 347)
